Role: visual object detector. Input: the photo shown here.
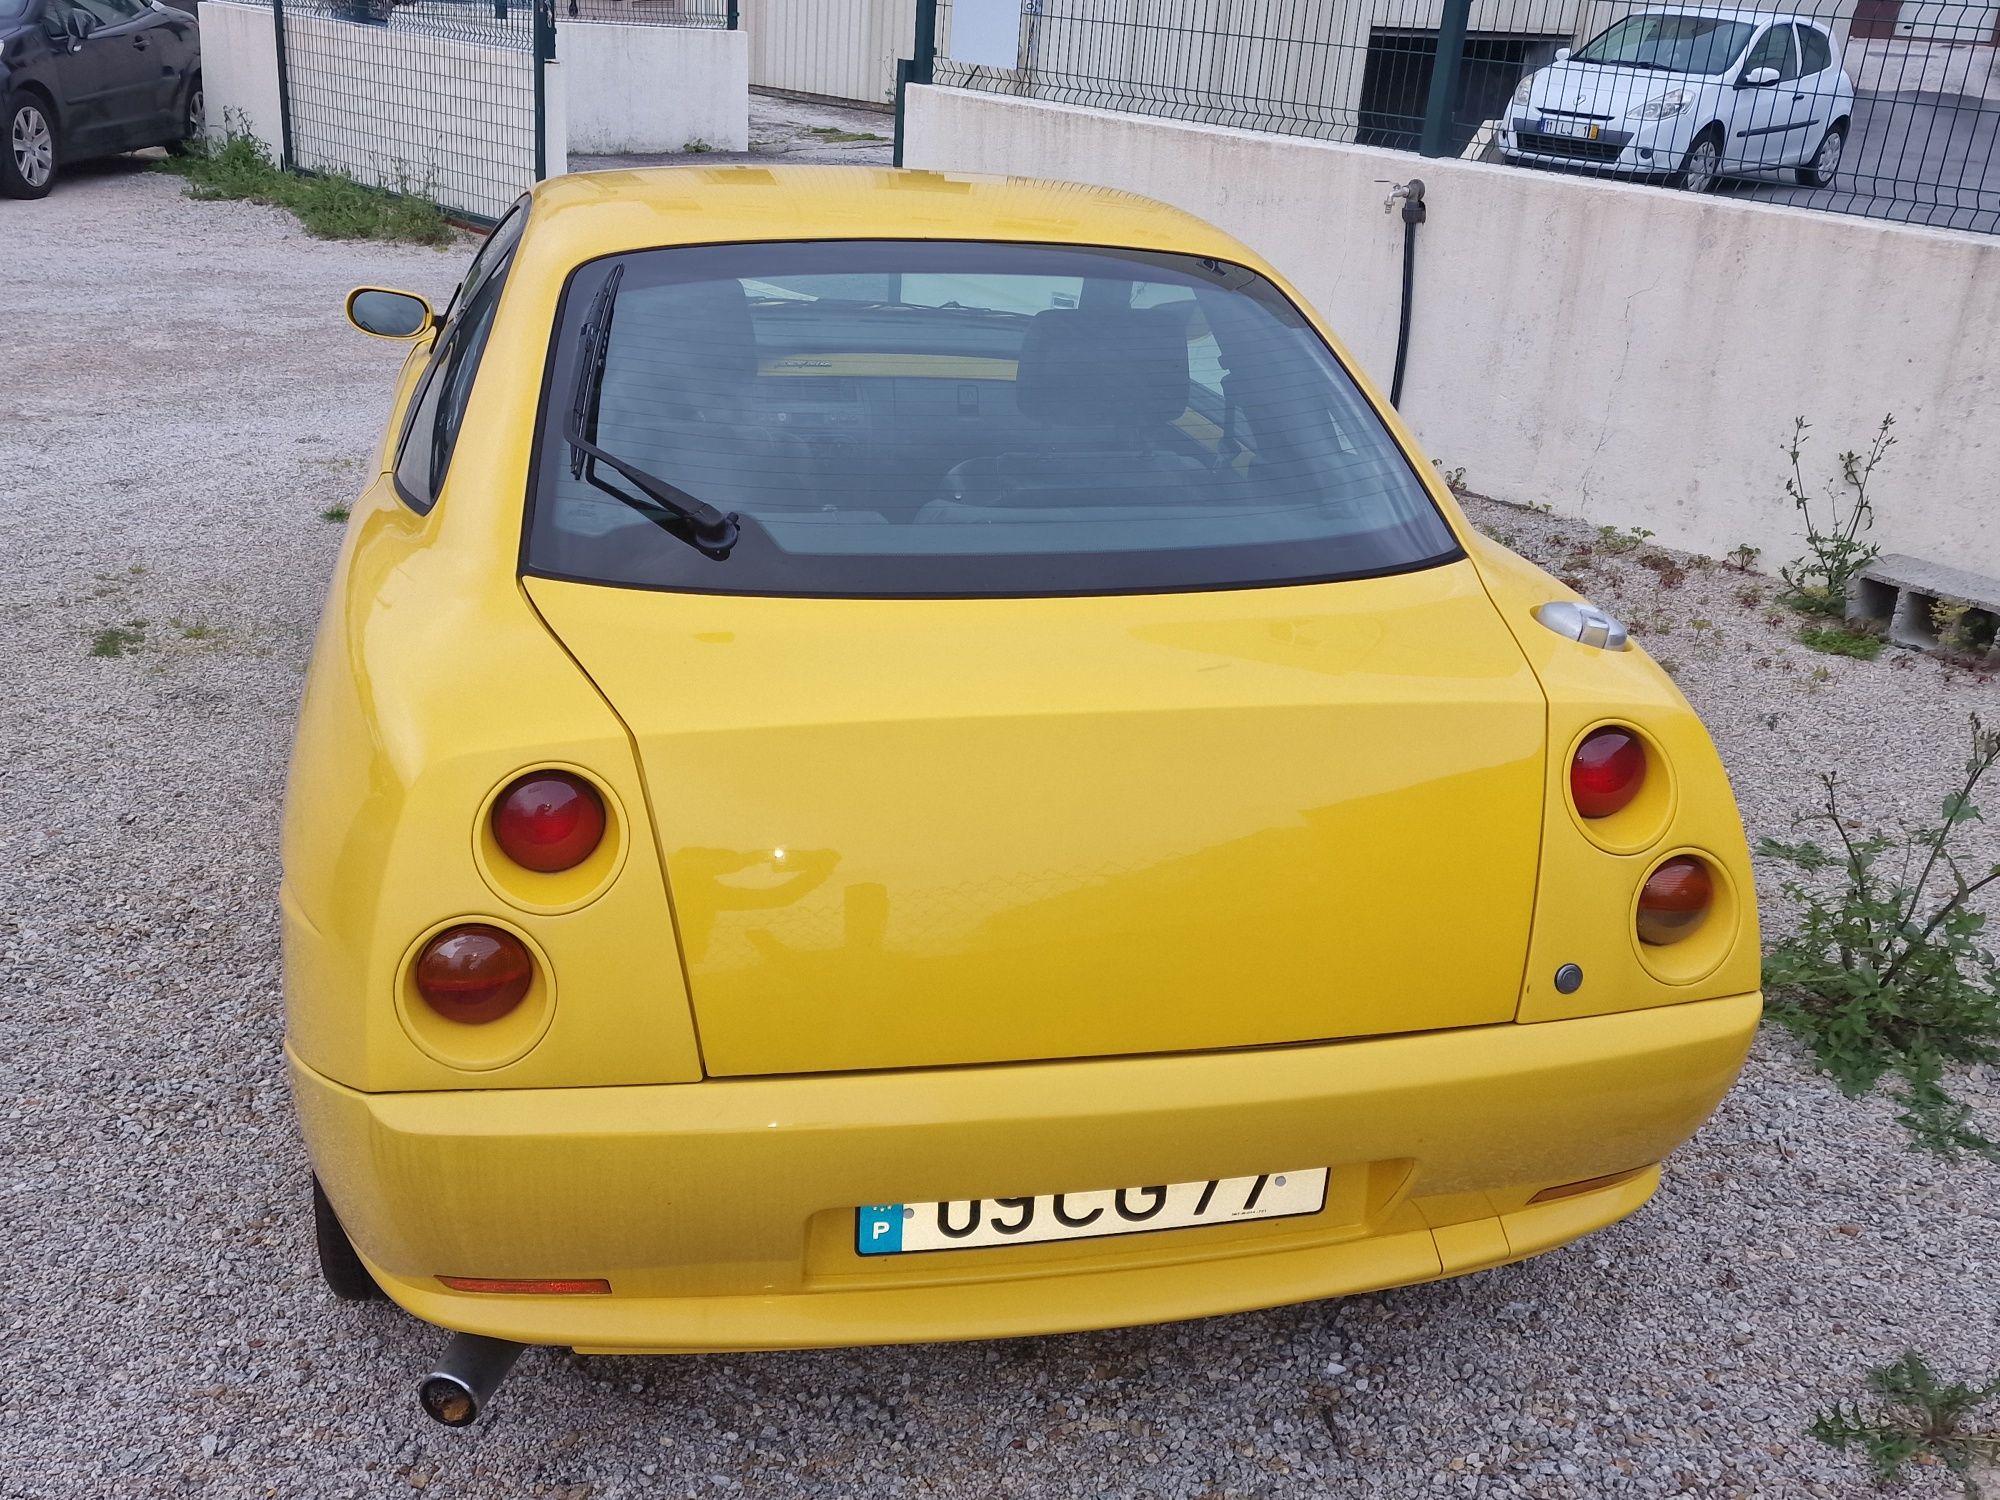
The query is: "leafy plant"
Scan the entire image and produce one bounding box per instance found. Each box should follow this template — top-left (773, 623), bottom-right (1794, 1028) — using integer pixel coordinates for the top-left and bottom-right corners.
top-left (1779, 415), bottom-right (1893, 617)
top-left (1810, 1351), bottom-right (2000, 1496)
top-left (1727, 542), bottom-right (1762, 572)
top-left (1799, 623), bottom-right (1885, 661)
top-left (807, 125), bottom-right (886, 143)
top-left (1431, 460), bottom-right (1468, 495)
top-left (321, 504), bottom-right (352, 524)
top-left (158, 129), bottom-right (452, 246)
top-left (1758, 716), bottom-right (2000, 1156)
top-left (1595, 524), bottom-right (1654, 555)
top-left (681, 138), bottom-right (715, 154)
top-left (1932, 599), bottom-right (1998, 660)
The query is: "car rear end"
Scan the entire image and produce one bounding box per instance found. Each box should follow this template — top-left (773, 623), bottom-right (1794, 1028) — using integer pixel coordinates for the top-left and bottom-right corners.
top-left (285, 168), bottom-right (1760, 1357)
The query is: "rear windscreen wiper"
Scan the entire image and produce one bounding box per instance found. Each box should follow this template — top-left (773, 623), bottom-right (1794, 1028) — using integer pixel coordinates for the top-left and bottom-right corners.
top-left (564, 264), bottom-right (743, 562)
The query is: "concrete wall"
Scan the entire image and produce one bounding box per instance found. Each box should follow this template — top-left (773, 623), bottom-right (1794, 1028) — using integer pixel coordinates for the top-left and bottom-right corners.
top-left (559, 21), bottom-right (749, 153)
top-left (197, 0), bottom-right (283, 156)
top-left (905, 85), bottom-right (2000, 579)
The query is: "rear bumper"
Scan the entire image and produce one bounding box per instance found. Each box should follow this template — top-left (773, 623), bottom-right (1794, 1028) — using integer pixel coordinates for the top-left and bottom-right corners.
top-left (294, 992), bottom-right (1759, 1352)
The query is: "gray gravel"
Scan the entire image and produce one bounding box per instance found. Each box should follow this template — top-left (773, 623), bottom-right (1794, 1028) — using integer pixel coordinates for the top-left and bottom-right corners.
top-left (4, 162), bottom-right (1998, 1500)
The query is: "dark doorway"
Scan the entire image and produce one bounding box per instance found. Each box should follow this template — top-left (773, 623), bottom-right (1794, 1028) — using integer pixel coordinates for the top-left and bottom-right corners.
top-left (1358, 30), bottom-right (1572, 154)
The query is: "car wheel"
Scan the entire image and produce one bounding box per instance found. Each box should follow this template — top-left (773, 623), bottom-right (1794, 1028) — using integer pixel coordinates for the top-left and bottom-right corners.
top-left (2, 93), bottom-right (57, 200)
top-left (165, 78), bottom-right (204, 157)
top-left (313, 1175), bottom-right (385, 1301)
top-left (1797, 124), bottom-right (1843, 188)
top-left (1673, 131), bottom-right (1722, 194)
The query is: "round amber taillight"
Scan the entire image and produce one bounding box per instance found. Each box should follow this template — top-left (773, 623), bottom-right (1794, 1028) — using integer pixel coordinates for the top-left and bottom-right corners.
top-left (413, 924), bottom-right (533, 1023)
top-left (1571, 727), bottom-right (1647, 819)
top-left (1637, 857), bottom-right (1713, 946)
top-left (492, 771), bottom-right (606, 873)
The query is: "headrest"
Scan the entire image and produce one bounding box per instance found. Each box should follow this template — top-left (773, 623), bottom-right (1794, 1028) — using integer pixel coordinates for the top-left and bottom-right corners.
top-left (625, 277), bottom-right (758, 383)
top-left (1014, 308), bottom-right (1191, 427)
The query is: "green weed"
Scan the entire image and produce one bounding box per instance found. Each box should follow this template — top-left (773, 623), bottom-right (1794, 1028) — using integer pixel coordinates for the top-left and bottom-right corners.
top-left (1810, 1351), bottom-right (2000, 1496)
top-left (90, 621), bottom-right (146, 658)
top-left (1780, 414), bottom-right (1892, 617)
top-left (1758, 717), bottom-right (2000, 1157)
top-left (158, 132), bottom-right (452, 246)
top-left (1799, 623), bottom-right (1885, 661)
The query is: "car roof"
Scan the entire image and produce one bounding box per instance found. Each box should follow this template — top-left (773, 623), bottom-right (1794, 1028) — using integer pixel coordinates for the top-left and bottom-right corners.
top-left (524, 166), bottom-right (1262, 267)
top-left (1621, 6), bottom-right (1823, 24)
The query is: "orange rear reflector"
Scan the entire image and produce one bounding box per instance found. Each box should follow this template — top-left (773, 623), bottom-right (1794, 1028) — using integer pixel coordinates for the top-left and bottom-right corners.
top-left (438, 1275), bottom-right (612, 1295)
top-left (1528, 1167), bottom-right (1650, 1205)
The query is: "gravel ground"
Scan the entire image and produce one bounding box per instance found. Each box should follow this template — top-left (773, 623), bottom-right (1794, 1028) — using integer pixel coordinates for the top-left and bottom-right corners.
top-left (4, 163), bottom-right (1998, 1500)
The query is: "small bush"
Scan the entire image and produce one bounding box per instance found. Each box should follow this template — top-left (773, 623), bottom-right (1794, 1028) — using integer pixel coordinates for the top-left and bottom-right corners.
top-left (1758, 716), bottom-right (2000, 1157)
top-left (1779, 414), bottom-right (1892, 617)
top-left (1810, 1351), bottom-right (2000, 1496)
top-left (321, 504), bottom-right (352, 524)
top-left (158, 133), bottom-right (452, 246)
top-left (1799, 623), bottom-right (1885, 661)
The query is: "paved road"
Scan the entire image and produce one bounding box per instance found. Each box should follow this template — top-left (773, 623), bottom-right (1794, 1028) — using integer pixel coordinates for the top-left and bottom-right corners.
top-left (1720, 86), bottom-right (2000, 234)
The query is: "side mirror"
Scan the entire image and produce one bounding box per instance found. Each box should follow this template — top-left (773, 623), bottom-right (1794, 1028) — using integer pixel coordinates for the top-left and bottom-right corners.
top-left (346, 287), bottom-right (436, 340)
top-left (1554, 46), bottom-right (1571, 62)
top-left (1741, 66), bottom-right (1780, 87)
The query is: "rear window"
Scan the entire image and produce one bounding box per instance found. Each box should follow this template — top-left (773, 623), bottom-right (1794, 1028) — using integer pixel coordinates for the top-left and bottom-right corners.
top-left (525, 240), bottom-right (1459, 598)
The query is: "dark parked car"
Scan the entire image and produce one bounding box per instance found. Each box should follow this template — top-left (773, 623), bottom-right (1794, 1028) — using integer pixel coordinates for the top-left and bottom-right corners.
top-left (2, 0), bottom-right (200, 198)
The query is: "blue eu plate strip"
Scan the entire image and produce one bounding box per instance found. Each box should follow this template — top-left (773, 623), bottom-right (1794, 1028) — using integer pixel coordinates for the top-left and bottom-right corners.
top-left (856, 1204), bottom-right (905, 1255)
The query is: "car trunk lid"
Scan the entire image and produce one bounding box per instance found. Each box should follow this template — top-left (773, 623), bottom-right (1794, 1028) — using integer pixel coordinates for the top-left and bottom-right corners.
top-left (525, 562), bottom-right (1546, 1076)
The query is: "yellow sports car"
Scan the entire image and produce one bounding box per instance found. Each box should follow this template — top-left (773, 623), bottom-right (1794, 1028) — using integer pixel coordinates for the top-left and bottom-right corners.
top-left (289, 167), bottom-right (1760, 1425)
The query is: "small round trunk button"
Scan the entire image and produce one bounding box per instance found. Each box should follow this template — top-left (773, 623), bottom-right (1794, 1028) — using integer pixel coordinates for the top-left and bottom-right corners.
top-left (1554, 963), bottom-right (1585, 994)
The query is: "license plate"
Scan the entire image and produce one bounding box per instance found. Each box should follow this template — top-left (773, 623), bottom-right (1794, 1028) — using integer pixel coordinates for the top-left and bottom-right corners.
top-left (1540, 116), bottom-right (1600, 139)
top-left (855, 1168), bottom-right (1328, 1255)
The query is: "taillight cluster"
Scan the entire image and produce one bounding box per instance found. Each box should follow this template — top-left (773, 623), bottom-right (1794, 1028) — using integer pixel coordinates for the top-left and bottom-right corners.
top-left (1569, 727), bottom-right (1717, 952)
top-left (408, 769), bottom-right (613, 1032)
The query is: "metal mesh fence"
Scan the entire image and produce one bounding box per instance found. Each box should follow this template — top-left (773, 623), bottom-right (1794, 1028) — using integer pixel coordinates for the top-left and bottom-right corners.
top-left (250, 0), bottom-right (546, 222)
top-left (924, 0), bottom-right (2000, 234)
top-left (558, 0), bottom-right (731, 25)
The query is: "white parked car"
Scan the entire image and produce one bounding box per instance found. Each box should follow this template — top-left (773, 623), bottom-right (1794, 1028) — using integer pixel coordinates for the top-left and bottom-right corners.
top-left (1498, 9), bottom-right (1855, 192)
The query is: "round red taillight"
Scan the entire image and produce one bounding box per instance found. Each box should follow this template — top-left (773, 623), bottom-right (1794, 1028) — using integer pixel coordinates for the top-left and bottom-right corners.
top-left (414, 925), bottom-right (533, 1023)
top-left (1637, 857), bottom-right (1713, 946)
top-left (492, 771), bottom-right (605, 873)
top-left (1571, 727), bottom-right (1647, 819)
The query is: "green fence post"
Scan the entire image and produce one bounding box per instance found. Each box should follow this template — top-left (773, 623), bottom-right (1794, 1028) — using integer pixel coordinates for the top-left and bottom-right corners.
top-left (1419, 0), bottom-right (1472, 158)
top-left (726, 0), bottom-right (739, 28)
top-left (270, 0), bottom-right (295, 171)
top-left (533, 0), bottom-right (554, 181)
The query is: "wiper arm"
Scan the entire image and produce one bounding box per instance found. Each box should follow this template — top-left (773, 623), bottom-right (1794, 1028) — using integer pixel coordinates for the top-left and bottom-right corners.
top-left (564, 264), bottom-right (743, 562)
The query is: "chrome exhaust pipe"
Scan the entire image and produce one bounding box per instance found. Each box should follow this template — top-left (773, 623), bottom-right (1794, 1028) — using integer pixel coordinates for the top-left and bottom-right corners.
top-left (418, 1333), bottom-right (526, 1426)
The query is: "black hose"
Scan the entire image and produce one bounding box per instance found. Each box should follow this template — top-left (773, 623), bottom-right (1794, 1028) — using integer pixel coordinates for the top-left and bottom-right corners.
top-left (1389, 179), bottom-right (1426, 410)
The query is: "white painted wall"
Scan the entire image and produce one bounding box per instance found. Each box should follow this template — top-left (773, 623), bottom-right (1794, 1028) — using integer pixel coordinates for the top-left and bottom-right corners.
top-left (905, 86), bottom-right (2000, 579)
top-left (198, 0), bottom-right (284, 157)
top-left (559, 21), bottom-right (749, 152)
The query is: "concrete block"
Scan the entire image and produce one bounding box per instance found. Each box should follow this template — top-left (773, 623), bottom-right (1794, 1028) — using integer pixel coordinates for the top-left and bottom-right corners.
top-left (1851, 553), bottom-right (2000, 658)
